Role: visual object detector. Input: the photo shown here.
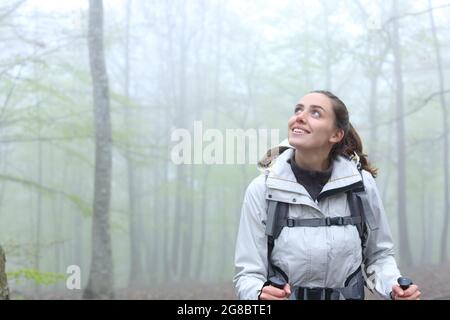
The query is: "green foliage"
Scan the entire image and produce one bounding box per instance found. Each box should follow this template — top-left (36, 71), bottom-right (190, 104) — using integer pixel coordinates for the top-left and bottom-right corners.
top-left (7, 269), bottom-right (65, 286)
top-left (0, 174), bottom-right (91, 217)
top-left (24, 78), bottom-right (77, 107)
top-left (66, 194), bottom-right (92, 217)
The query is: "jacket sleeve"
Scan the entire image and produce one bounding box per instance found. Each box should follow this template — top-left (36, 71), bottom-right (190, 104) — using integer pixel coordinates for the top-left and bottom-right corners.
top-left (361, 170), bottom-right (402, 299)
top-left (233, 175), bottom-right (269, 300)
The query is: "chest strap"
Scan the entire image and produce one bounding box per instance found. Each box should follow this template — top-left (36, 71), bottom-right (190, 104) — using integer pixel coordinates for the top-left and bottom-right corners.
top-left (283, 216), bottom-right (362, 227)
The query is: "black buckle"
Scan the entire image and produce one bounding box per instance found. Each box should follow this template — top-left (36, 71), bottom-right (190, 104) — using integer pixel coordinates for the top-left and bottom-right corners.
top-left (326, 217), bottom-right (344, 226)
top-left (334, 216), bottom-right (344, 225)
top-left (298, 287), bottom-right (335, 300)
top-left (307, 288), bottom-right (324, 300)
top-left (287, 219), bottom-right (295, 227)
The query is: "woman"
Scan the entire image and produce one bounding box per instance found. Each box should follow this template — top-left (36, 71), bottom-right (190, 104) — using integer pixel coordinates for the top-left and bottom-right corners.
top-left (233, 90), bottom-right (420, 300)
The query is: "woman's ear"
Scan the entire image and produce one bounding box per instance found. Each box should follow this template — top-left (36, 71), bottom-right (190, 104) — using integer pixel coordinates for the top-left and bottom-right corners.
top-left (329, 128), bottom-right (344, 144)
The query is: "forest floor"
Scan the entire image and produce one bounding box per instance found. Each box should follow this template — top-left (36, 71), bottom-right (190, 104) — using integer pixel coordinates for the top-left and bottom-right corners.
top-left (9, 263), bottom-right (450, 300)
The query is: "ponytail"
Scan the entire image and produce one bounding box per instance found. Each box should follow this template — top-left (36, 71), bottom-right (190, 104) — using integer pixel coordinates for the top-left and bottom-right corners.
top-left (330, 123), bottom-right (378, 178)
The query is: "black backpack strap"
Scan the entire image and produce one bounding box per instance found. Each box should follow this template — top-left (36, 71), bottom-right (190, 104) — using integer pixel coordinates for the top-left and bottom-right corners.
top-left (265, 201), bottom-right (285, 239)
top-left (346, 169), bottom-right (368, 253)
top-left (265, 201), bottom-right (289, 286)
top-left (266, 235), bottom-right (289, 284)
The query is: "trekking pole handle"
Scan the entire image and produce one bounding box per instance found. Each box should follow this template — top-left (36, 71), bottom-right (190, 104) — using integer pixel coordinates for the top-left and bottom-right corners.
top-left (268, 276), bottom-right (286, 290)
top-left (397, 277), bottom-right (413, 290)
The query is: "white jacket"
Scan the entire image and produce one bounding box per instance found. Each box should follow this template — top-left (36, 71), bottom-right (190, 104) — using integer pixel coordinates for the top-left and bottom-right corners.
top-left (233, 148), bottom-right (401, 300)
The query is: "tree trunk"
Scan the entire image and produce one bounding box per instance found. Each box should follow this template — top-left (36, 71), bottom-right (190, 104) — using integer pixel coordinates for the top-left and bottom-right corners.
top-left (420, 171), bottom-right (427, 262)
top-left (181, 166), bottom-right (194, 280)
top-left (322, 0), bottom-right (332, 91)
top-left (0, 245), bottom-right (9, 300)
top-left (170, 0), bottom-right (187, 281)
top-left (368, 44), bottom-right (389, 163)
top-left (35, 105), bottom-right (42, 294)
top-left (195, 168), bottom-right (208, 280)
top-left (161, 146), bottom-right (170, 282)
top-left (123, 0), bottom-right (144, 289)
top-left (160, 89), bottom-right (171, 282)
top-left (0, 144), bottom-right (9, 219)
top-left (149, 165), bottom-right (160, 284)
top-left (392, 0), bottom-right (413, 266)
top-left (53, 193), bottom-right (61, 285)
top-left (368, 73), bottom-right (379, 157)
top-left (83, 0), bottom-right (114, 299)
top-left (428, 0), bottom-right (450, 263)
top-left (74, 204), bottom-right (83, 271)
top-left (34, 7), bottom-right (43, 292)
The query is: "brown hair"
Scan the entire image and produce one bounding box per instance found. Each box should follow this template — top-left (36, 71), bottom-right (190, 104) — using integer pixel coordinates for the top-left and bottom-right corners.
top-left (311, 90), bottom-right (378, 178)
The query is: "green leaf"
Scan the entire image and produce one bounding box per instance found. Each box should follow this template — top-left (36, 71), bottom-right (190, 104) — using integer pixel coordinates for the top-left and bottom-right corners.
top-left (7, 268), bottom-right (65, 286)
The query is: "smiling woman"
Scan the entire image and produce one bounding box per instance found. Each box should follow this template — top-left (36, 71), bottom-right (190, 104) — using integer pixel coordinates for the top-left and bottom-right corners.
top-left (233, 90), bottom-right (421, 300)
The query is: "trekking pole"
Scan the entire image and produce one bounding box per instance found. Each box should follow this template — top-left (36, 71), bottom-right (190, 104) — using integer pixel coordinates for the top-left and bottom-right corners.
top-left (397, 277), bottom-right (413, 290)
top-left (268, 276), bottom-right (286, 290)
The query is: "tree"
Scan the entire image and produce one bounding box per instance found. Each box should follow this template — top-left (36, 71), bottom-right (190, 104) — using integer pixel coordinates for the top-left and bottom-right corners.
top-left (392, 0), bottom-right (413, 266)
top-left (123, 0), bottom-right (145, 288)
top-left (0, 245), bottom-right (9, 300)
top-left (83, 0), bottom-right (114, 299)
top-left (428, 0), bottom-right (449, 263)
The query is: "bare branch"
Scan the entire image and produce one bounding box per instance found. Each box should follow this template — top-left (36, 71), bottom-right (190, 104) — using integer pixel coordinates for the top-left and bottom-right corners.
top-left (0, 135), bottom-right (92, 143)
top-left (0, 0), bottom-right (26, 23)
top-left (384, 3), bottom-right (450, 26)
top-left (362, 89), bottom-right (450, 131)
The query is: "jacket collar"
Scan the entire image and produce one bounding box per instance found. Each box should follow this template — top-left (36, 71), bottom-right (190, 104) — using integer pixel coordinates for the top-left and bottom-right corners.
top-left (266, 148), bottom-right (362, 200)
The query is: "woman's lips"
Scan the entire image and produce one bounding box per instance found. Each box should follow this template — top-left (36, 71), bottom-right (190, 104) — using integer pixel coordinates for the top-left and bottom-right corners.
top-left (291, 127), bottom-right (310, 135)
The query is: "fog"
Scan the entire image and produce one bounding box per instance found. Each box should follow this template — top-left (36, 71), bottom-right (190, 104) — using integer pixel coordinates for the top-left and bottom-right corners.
top-left (0, 0), bottom-right (449, 299)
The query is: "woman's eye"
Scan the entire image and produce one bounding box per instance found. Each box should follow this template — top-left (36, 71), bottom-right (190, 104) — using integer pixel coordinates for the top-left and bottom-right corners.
top-left (294, 107), bottom-right (302, 114)
top-left (311, 110), bottom-right (321, 118)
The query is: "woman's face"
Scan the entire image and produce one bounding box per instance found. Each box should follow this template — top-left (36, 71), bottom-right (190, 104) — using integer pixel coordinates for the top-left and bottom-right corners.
top-left (288, 93), bottom-right (343, 152)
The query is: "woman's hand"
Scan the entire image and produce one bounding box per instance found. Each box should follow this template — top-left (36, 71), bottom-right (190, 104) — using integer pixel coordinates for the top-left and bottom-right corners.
top-left (391, 284), bottom-right (421, 300)
top-left (259, 283), bottom-right (291, 300)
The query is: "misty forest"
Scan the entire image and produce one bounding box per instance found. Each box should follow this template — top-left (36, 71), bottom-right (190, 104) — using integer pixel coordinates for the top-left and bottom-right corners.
top-left (1, 0), bottom-right (450, 300)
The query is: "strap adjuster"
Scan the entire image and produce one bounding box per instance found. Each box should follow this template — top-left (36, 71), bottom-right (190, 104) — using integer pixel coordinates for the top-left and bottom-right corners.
top-left (306, 288), bottom-right (324, 300)
top-left (287, 219), bottom-right (295, 227)
top-left (326, 216), bottom-right (344, 226)
top-left (297, 287), bottom-right (336, 300)
top-left (334, 216), bottom-right (344, 225)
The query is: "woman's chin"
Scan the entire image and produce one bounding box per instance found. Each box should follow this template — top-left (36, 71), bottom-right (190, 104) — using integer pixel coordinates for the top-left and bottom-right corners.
top-left (288, 137), bottom-right (305, 150)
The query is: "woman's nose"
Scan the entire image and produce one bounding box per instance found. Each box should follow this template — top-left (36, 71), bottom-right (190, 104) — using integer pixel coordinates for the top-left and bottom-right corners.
top-left (295, 111), bottom-right (307, 123)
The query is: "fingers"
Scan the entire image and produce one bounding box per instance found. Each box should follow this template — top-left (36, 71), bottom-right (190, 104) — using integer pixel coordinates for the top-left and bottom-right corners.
top-left (392, 284), bottom-right (421, 300)
top-left (400, 285), bottom-right (421, 300)
top-left (259, 285), bottom-right (289, 300)
top-left (391, 284), bottom-right (404, 298)
top-left (406, 289), bottom-right (421, 300)
top-left (259, 292), bottom-right (286, 300)
top-left (284, 283), bottom-right (291, 296)
top-left (403, 284), bottom-right (419, 297)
